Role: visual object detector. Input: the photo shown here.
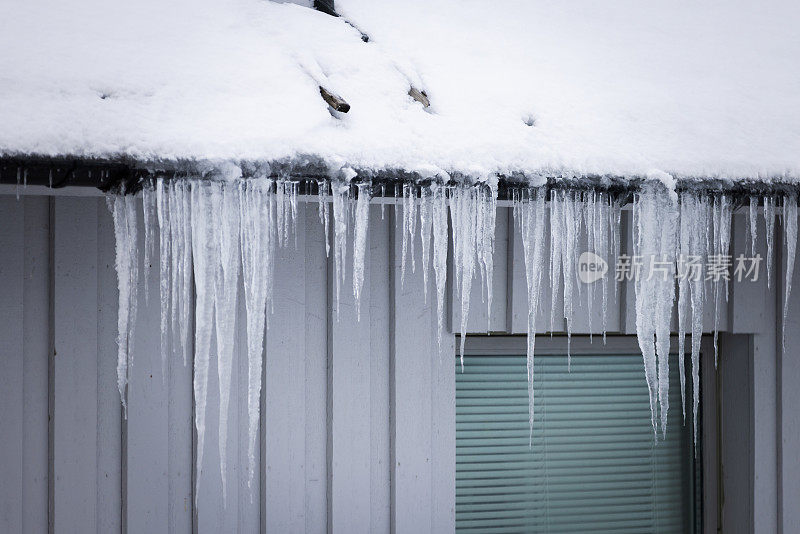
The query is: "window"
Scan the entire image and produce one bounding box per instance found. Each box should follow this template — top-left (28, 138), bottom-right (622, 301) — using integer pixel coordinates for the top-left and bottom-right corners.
top-left (456, 337), bottom-right (700, 533)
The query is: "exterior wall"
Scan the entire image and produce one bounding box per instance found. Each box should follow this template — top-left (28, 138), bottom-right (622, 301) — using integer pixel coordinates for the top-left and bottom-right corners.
top-left (0, 187), bottom-right (797, 533)
top-left (0, 194), bottom-right (455, 533)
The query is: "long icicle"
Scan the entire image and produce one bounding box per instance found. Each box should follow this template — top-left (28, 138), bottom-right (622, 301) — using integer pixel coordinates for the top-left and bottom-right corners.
top-left (432, 183), bottom-right (449, 350)
top-left (419, 186), bottom-right (433, 303)
top-left (239, 179), bottom-right (271, 490)
top-left (711, 195), bottom-right (732, 367)
top-left (213, 182), bottom-right (241, 503)
top-left (516, 188), bottom-right (547, 446)
top-left (632, 185), bottom-right (669, 434)
top-left (352, 182), bottom-right (370, 319)
top-left (155, 178), bottom-right (172, 383)
top-left (190, 181), bottom-right (216, 504)
top-left (111, 192), bottom-right (139, 418)
top-left (783, 193), bottom-right (797, 353)
top-left (141, 181), bottom-right (157, 305)
top-left (332, 181), bottom-right (349, 318)
top-left (676, 195), bottom-right (688, 425)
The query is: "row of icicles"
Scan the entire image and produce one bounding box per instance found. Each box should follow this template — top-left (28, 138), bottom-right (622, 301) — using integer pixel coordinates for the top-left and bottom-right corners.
top-left (109, 177), bottom-right (797, 502)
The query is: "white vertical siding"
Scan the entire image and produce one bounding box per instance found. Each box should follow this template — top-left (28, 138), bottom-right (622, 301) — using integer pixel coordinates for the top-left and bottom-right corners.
top-left (368, 206), bottom-right (392, 534)
top-left (53, 198), bottom-right (101, 532)
top-left (392, 205), bottom-right (434, 533)
top-left (0, 197), bottom-right (28, 531)
top-left (0, 192), bottom-right (797, 533)
top-left (304, 204), bottom-right (328, 533)
top-left (263, 206), bottom-right (309, 532)
top-left (22, 198), bottom-right (51, 533)
top-left (328, 206), bottom-right (373, 534)
top-left (779, 214), bottom-right (800, 533)
top-left (96, 202), bottom-right (124, 534)
top-left (125, 204), bottom-right (170, 533)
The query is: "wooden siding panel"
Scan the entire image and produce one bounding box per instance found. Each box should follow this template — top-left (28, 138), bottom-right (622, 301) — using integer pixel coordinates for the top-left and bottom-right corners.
top-left (779, 213), bottom-right (800, 533)
top-left (96, 201), bottom-right (123, 533)
top-left (741, 209), bottom-right (779, 532)
top-left (262, 205), bottom-right (309, 532)
top-left (304, 204), bottom-right (328, 534)
top-left (730, 212), bottom-right (770, 334)
top-left (126, 204), bottom-right (170, 533)
top-left (329, 205), bottom-right (373, 534)
top-left (430, 320), bottom-right (456, 533)
top-left (368, 206), bottom-right (391, 534)
top-left (22, 197), bottom-right (51, 533)
top-left (0, 197), bottom-right (25, 532)
top-left (392, 205), bottom-right (434, 534)
top-left (53, 197), bottom-right (100, 532)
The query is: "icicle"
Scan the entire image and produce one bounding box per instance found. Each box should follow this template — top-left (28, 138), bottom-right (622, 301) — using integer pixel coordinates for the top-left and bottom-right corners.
top-left (562, 190), bottom-right (580, 364)
top-left (765, 195), bottom-right (776, 289)
top-left (451, 185), bottom-right (478, 369)
top-left (596, 193), bottom-right (610, 341)
top-left (676, 192), bottom-right (710, 427)
top-left (689, 195), bottom-right (709, 454)
top-left (332, 181), bottom-right (349, 317)
top-left (478, 181), bottom-right (498, 332)
top-left (239, 179), bottom-right (271, 489)
top-left (585, 191), bottom-right (596, 340)
top-left (155, 178), bottom-right (171, 382)
top-left (401, 183), bottom-right (417, 285)
top-left (749, 196), bottom-right (758, 257)
top-left (783, 193), bottom-right (797, 353)
top-left (168, 181), bottom-right (181, 352)
top-left (168, 180), bottom-right (183, 364)
top-left (178, 181), bottom-right (193, 366)
top-left (515, 188), bottom-right (547, 445)
top-left (549, 190), bottom-right (564, 335)
top-left (321, 181), bottom-right (331, 257)
top-left (610, 197), bottom-right (623, 302)
top-left (352, 182), bottom-right (370, 319)
top-left (676, 195), bottom-right (689, 425)
top-left (711, 195), bottom-right (732, 367)
top-left (419, 186), bottom-right (433, 302)
top-left (633, 183), bottom-right (678, 436)
top-left (380, 183), bottom-right (386, 220)
top-left (189, 181), bottom-right (217, 503)
top-left (213, 182), bottom-right (241, 502)
top-left (276, 179), bottom-right (287, 247)
top-left (656, 190), bottom-right (678, 438)
top-left (141, 181), bottom-right (157, 305)
top-left (111, 193), bottom-right (139, 418)
top-left (289, 181), bottom-right (299, 249)
top-left (432, 183), bottom-right (449, 350)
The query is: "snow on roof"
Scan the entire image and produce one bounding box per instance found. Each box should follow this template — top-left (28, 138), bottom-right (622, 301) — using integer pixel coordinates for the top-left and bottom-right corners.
top-left (1, 0), bottom-right (799, 183)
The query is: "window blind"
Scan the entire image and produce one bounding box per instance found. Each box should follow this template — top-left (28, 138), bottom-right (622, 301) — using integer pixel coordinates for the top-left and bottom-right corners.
top-left (456, 350), bottom-right (697, 533)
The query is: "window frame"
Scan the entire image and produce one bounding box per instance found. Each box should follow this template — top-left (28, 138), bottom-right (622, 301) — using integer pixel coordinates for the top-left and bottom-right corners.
top-left (457, 334), bottom-right (719, 533)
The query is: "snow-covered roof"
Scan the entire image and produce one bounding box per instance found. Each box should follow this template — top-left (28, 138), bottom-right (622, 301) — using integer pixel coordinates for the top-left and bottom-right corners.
top-left (2, 0), bottom-right (799, 184)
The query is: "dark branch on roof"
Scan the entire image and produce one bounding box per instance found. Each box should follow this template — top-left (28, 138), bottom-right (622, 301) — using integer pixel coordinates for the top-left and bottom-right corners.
top-left (313, 0), bottom-right (337, 17)
top-left (408, 87), bottom-right (430, 108)
top-left (319, 86), bottom-right (350, 113)
top-left (312, 0), bottom-right (369, 42)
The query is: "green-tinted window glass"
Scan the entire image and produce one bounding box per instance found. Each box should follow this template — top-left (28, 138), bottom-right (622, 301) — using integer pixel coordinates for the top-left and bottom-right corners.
top-left (456, 349), bottom-right (698, 533)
